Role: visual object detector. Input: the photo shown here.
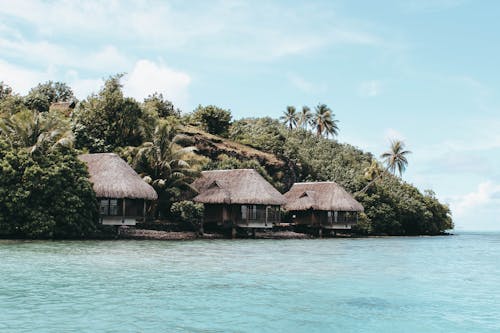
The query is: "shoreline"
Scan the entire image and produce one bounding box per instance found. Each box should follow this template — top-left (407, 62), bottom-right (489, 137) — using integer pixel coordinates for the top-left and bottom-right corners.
top-left (0, 229), bottom-right (454, 241)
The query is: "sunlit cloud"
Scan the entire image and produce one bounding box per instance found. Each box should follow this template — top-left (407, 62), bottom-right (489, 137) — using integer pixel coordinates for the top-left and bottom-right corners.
top-left (123, 59), bottom-right (191, 109)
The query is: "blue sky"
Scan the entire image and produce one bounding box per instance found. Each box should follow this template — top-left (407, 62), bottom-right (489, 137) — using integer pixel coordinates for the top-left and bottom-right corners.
top-left (1, 0), bottom-right (499, 230)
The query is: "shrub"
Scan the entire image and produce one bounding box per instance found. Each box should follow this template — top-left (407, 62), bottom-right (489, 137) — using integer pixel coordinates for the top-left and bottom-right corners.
top-left (191, 105), bottom-right (232, 136)
top-left (170, 201), bottom-right (204, 229)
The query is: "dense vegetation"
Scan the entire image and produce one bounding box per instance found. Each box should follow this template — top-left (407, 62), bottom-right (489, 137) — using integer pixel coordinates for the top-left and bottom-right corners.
top-left (0, 77), bottom-right (452, 238)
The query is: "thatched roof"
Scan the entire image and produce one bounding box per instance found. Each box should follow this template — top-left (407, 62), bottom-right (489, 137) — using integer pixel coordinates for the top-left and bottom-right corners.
top-left (192, 169), bottom-right (285, 205)
top-left (79, 153), bottom-right (158, 200)
top-left (284, 182), bottom-right (363, 212)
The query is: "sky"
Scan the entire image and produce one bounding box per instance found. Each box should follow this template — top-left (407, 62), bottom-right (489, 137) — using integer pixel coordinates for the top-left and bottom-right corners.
top-left (1, 0), bottom-right (499, 230)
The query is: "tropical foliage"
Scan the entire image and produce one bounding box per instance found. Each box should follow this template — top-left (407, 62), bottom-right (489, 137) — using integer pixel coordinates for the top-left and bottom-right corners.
top-left (24, 81), bottom-right (75, 113)
top-left (280, 106), bottom-right (299, 130)
top-left (128, 119), bottom-right (200, 218)
top-left (0, 141), bottom-right (99, 238)
top-left (381, 140), bottom-right (411, 176)
top-left (0, 109), bottom-right (73, 153)
top-left (0, 77), bottom-right (452, 238)
top-left (72, 74), bottom-right (154, 152)
top-left (190, 105), bottom-right (232, 136)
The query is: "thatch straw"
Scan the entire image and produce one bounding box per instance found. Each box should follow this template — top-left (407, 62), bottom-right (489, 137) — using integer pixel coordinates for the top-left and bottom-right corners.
top-left (192, 169), bottom-right (285, 205)
top-left (79, 153), bottom-right (158, 200)
top-left (284, 182), bottom-right (363, 212)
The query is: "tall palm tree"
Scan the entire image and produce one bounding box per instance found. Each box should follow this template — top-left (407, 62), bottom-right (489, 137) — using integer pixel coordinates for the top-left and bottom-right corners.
top-left (0, 109), bottom-right (73, 153)
top-left (280, 106), bottom-right (299, 130)
top-left (357, 140), bottom-right (411, 194)
top-left (312, 103), bottom-right (339, 138)
top-left (381, 140), bottom-right (411, 177)
top-left (131, 119), bottom-right (199, 218)
top-left (299, 106), bottom-right (312, 129)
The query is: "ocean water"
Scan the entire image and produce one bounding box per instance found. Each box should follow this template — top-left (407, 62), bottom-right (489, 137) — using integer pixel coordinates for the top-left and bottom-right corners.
top-left (0, 233), bottom-right (499, 333)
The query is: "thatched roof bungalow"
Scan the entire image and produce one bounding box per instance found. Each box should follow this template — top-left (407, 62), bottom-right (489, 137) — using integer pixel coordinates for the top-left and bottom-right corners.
top-left (284, 182), bottom-right (363, 231)
top-left (192, 169), bottom-right (285, 230)
top-left (79, 153), bottom-right (157, 225)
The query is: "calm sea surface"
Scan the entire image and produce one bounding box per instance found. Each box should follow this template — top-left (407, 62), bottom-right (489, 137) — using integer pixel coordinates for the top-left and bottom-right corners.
top-left (1, 232), bottom-right (499, 333)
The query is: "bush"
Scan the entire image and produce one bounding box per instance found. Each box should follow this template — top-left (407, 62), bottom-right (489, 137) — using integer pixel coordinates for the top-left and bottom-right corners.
top-left (170, 201), bottom-right (204, 229)
top-left (0, 143), bottom-right (100, 239)
top-left (191, 105), bottom-right (232, 136)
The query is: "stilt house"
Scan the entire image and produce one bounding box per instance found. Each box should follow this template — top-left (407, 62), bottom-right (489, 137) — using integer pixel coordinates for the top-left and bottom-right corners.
top-left (192, 169), bottom-right (286, 229)
top-left (284, 182), bottom-right (363, 231)
top-left (79, 153), bottom-right (158, 225)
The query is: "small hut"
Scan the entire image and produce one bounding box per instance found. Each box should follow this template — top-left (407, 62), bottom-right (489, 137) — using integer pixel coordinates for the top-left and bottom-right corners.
top-left (49, 101), bottom-right (76, 116)
top-left (284, 182), bottom-right (363, 232)
top-left (79, 153), bottom-right (158, 225)
top-left (192, 169), bottom-right (286, 230)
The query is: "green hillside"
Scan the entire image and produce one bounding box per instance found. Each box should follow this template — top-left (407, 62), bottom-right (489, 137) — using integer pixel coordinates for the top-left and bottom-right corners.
top-left (0, 77), bottom-right (452, 238)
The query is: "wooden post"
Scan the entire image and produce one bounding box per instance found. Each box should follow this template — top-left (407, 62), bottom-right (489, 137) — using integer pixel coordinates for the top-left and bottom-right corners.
top-left (231, 226), bottom-right (237, 239)
top-left (143, 200), bottom-right (147, 222)
top-left (199, 220), bottom-right (204, 236)
top-left (318, 228), bottom-right (323, 238)
top-left (122, 199), bottom-right (126, 223)
top-left (265, 206), bottom-right (268, 227)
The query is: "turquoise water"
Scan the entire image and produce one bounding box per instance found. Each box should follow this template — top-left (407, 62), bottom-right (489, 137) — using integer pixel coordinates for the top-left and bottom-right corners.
top-left (1, 233), bottom-right (499, 333)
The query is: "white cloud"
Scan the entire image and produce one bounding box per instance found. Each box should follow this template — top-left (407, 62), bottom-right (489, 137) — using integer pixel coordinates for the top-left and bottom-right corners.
top-left (359, 80), bottom-right (383, 97)
top-left (123, 59), bottom-right (191, 109)
top-left (0, 33), bottom-right (130, 73)
top-left (0, 58), bottom-right (191, 105)
top-left (0, 1), bottom-right (386, 62)
top-left (70, 77), bottom-right (104, 100)
top-left (288, 73), bottom-right (327, 94)
top-left (0, 60), bottom-right (48, 94)
top-left (449, 181), bottom-right (500, 219)
top-left (384, 128), bottom-right (406, 141)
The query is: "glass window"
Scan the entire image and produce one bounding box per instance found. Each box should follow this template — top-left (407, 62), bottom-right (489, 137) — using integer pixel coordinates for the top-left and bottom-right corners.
top-left (100, 200), bottom-right (109, 215)
top-left (250, 205), bottom-right (257, 220)
top-left (109, 199), bottom-right (119, 216)
top-left (241, 205), bottom-right (247, 219)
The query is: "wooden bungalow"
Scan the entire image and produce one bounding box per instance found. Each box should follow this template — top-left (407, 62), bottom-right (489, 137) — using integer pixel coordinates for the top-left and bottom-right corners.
top-left (284, 182), bottom-right (363, 233)
top-left (79, 153), bottom-right (158, 226)
top-left (192, 169), bottom-right (286, 231)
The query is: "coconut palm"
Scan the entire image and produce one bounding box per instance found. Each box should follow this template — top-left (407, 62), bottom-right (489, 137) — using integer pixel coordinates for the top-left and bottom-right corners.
top-left (312, 103), bottom-right (339, 138)
top-left (299, 106), bottom-right (312, 129)
top-left (0, 109), bottom-right (73, 153)
top-left (357, 140), bottom-right (411, 194)
top-left (381, 140), bottom-right (411, 177)
top-left (280, 106), bottom-right (299, 130)
top-left (131, 119), bottom-right (200, 218)
top-left (364, 159), bottom-right (384, 181)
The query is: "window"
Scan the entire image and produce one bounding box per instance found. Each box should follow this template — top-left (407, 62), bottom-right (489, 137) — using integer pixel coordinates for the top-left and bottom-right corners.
top-left (100, 200), bottom-right (109, 215)
top-left (109, 199), bottom-right (119, 216)
top-left (99, 199), bottom-right (121, 216)
top-left (241, 205), bottom-right (258, 220)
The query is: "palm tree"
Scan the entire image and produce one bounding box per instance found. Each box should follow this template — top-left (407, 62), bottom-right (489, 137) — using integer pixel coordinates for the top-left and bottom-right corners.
top-left (381, 140), bottom-right (411, 177)
top-left (0, 109), bottom-right (73, 153)
top-left (280, 106), bottom-right (299, 130)
top-left (131, 119), bottom-right (199, 218)
top-left (312, 103), bottom-right (339, 138)
top-left (364, 159), bottom-right (384, 181)
top-left (299, 106), bottom-right (312, 129)
top-left (357, 140), bottom-right (411, 194)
